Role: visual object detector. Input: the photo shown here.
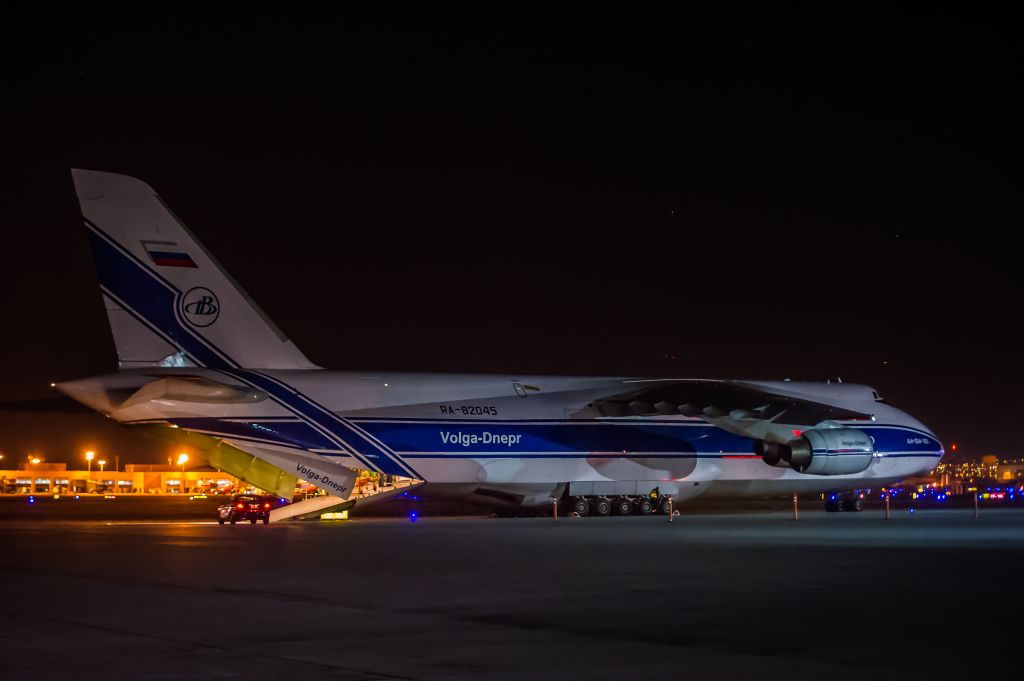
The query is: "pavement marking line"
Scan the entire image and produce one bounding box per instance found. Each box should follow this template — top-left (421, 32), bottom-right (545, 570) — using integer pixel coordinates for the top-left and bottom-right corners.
top-left (100, 520), bottom-right (224, 526)
top-left (41, 616), bottom-right (424, 681)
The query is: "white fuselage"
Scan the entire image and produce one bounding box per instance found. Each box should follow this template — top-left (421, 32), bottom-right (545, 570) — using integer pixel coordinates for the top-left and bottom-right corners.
top-left (59, 368), bottom-right (943, 507)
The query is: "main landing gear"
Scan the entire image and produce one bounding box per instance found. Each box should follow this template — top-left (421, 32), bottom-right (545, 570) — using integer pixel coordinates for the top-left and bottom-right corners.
top-left (564, 495), bottom-right (670, 517)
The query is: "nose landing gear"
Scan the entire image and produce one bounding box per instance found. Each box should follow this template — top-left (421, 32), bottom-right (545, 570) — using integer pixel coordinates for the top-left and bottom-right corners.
top-left (824, 491), bottom-right (864, 512)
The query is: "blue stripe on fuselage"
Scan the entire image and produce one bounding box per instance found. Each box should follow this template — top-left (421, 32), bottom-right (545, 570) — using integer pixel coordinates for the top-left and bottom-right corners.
top-left (170, 417), bottom-right (337, 451)
top-left (352, 420), bottom-right (941, 457)
top-left (146, 417), bottom-right (942, 461)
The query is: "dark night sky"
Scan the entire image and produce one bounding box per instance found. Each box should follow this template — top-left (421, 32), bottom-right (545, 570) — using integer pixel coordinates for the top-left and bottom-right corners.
top-left (2, 6), bottom-right (1022, 465)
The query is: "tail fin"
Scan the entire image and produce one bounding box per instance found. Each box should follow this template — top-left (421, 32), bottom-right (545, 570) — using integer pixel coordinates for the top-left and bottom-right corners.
top-left (72, 169), bottom-right (318, 370)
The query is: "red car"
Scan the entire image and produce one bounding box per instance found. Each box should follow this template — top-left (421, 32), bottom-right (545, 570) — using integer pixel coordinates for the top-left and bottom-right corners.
top-left (218, 494), bottom-right (273, 524)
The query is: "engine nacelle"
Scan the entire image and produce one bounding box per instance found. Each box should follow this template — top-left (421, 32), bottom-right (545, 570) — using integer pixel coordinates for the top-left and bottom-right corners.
top-left (785, 428), bottom-right (874, 476)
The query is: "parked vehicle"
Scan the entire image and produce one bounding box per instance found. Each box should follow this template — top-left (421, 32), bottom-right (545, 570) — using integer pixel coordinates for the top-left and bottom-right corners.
top-left (218, 494), bottom-right (273, 524)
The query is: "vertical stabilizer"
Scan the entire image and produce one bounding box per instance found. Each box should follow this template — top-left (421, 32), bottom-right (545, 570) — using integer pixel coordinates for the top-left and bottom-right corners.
top-left (72, 169), bottom-right (318, 370)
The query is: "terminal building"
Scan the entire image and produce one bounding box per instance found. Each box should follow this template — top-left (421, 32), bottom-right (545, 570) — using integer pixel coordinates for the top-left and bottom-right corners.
top-left (997, 462), bottom-right (1024, 482)
top-left (0, 460), bottom-right (391, 498)
top-left (0, 461), bottom-right (243, 495)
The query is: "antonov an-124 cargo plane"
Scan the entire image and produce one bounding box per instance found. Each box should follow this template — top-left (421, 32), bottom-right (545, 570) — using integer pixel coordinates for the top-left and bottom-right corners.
top-left (56, 170), bottom-right (943, 517)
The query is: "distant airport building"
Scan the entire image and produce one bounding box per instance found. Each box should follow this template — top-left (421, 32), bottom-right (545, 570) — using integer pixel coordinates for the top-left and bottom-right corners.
top-left (996, 462), bottom-right (1024, 482)
top-left (0, 461), bottom-right (242, 495)
top-left (0, 460), bottom-right (384, 497)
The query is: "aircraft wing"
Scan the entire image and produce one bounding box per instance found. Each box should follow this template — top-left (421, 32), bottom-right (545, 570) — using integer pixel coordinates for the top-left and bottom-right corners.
top-left (592, 379), bottom-right (874, 442)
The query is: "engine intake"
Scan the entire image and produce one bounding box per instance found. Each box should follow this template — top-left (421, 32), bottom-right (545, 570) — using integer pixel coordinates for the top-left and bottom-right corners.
top-left (759, 428), bottom-right (874, 476)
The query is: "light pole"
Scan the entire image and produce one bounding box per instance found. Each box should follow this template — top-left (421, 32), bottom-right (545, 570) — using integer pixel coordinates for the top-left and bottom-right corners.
top-left (98, 460), bottom-right (106, 473)
top-left (177, 453), bottom-right (189, 494)
top-left (28, 455), bottom-right (41, 495)
top-left (85, 451), bottom-right (95, 493)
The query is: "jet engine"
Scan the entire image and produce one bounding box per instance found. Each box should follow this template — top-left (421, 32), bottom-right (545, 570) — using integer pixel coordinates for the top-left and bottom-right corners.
top-left (756, 428), bottom-right (874, 476)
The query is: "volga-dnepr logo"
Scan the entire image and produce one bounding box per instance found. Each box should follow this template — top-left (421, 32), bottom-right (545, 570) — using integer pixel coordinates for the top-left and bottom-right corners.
top-left (179, 287), bottom-right (220, 327)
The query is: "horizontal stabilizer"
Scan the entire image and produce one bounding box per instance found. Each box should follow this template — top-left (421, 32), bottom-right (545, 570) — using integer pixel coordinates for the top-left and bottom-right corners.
top-left (116, 376), bottom-right (268, 413)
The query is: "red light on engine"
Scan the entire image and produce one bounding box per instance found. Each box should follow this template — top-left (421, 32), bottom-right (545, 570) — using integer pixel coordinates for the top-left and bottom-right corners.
top-left (792, 429), bottom-right (802, 438)
top-left (264, 503), bottom-right (270, 509)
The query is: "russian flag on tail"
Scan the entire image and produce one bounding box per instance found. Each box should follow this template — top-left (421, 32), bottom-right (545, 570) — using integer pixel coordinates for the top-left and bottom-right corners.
top-left (142, 240), bottom-right (198, 268)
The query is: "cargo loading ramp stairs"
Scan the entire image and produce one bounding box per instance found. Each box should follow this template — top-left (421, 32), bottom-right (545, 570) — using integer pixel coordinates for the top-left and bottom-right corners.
top-left (136, 424), bottom-right (422, 521)
top-left (270, 478), bottom-right (424, 522)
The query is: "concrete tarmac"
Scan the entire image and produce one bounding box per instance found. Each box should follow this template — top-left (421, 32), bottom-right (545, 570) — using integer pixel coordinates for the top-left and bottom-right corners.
top-left (1, 508), bottom-right (1021, 680)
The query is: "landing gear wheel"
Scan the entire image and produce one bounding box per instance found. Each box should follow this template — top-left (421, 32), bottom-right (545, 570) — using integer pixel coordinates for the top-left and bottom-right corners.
top-left (218, 518), bottom-right (225, 525)
top-left (636, 499), bottom-right (654, 515)
top-left (262, 516), bottom-right (270, 524)
top-left (250, 517), bottom-right (257, 525)
top-left (612, 497), bottom-right (633, 516)
top-left (591, 498), bottom-right (611, 516)
top-left (657, 497), bottom-right (673, 515)
top-left (230, 516), bottom-right (237, 525)
top-left (571, 497), bottom-right (590, 517)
